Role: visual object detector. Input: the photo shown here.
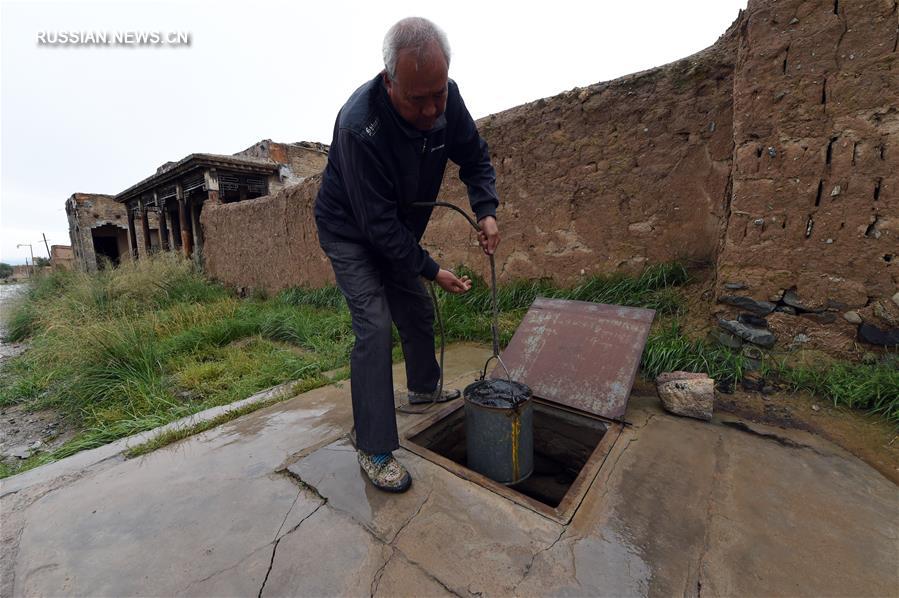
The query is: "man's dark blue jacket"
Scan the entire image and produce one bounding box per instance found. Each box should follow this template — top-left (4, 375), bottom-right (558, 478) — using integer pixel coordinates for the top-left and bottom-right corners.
top-left (314, 73), bottom-right (499, 280)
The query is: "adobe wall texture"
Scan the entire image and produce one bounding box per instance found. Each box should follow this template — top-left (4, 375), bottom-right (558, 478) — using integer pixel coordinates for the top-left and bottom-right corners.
top-left (714, 0), bottom-right (898, 350)
top-left (50, 245), bottom-right (75, 271)
top-left (66, 192), bottom-right (161, 271)
top-left (235, 140), bottom-right (329, 194)
top-left (201, 175), bottom-right (334, 292)
top-left (202, 0), bottom-right (897, 352)
top-left (428, 34), bottom-right (738, 284)
top-left (203, 21), bottom-right (740, 291)
top-left (66, 193), bottom-right (130, 272)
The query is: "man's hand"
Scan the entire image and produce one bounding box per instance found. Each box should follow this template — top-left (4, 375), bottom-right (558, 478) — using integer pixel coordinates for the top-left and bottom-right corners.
top-left (477, 216), bottom-right (500, 255)
top-left (435, 269), bottom-right (472, 294)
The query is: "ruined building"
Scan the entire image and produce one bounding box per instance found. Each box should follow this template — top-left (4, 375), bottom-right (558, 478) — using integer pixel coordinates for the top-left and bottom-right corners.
top-left (66, 140), bottom-right (327, 271)
top-left (114, 140), bottom-right (327, 262)
top-left (50, 245), bottom-right (75, 271)
top-left (66, 192), bottom-right (157, 271)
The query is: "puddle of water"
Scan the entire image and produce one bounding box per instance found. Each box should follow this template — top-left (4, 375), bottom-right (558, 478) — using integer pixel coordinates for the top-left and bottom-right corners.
top-left (573, 527), bottom-right (651, 595)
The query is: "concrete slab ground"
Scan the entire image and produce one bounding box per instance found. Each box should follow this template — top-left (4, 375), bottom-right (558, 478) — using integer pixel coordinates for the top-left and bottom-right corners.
top-left (2, 343), bottom-right (897, 597)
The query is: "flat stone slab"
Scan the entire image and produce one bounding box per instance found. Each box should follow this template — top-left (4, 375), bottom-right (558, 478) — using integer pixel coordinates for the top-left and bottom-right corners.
top-left (287, 439), bottom-right (434, 544)
top-left (719, 318), bottom-right (777, 347)
top-left (3, 344), bottom-right (898, 597)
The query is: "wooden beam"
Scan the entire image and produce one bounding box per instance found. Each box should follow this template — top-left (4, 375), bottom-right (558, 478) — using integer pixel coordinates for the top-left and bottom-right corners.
top-left (126, 203), bottom-right (138, 260)
top-left (140, 197), bottom-right (152, 255)
top-left (176, 182), bottom-right (192, 257)
top-left (204, 168), bottom-right (220, 205)
top-left (156, 192), bottom-right (170, 252)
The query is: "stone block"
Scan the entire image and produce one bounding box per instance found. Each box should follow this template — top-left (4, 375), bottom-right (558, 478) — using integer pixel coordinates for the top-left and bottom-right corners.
top-left (656, 372), bottom-right (715, 421)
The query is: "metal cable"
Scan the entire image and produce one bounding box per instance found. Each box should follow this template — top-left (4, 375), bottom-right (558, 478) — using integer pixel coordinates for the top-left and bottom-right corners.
top-left (409, 200), bottom-right (502, 357)
top-left (411, 202), bottom-right (510, 387)
top-left (394, 201), bottom-right (501, 413)
top-left (395, 280), bottom-right (446, 414)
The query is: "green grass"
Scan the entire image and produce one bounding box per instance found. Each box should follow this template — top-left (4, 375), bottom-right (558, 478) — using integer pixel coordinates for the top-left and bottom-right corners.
top-left (124, 374), bottom-right (334, 459)
top-left (434, 263), bottom-right (898, 425)
top-left (641, 321), bottom-right (749, 384)
top-left (781, 362), bottom-right (899, 422)
top-left (2, 256), bottom-right (896, 478)
top-left (640, 322), bottom-right (899, 424)
top-left (0, 255), bottom-right (355, 478)
top-left (436, 262), bottom-right (686, 345)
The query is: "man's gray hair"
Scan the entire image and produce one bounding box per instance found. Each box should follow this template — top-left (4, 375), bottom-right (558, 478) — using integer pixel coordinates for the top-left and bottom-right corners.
top-left (383, 17), bottom-right (451, 81)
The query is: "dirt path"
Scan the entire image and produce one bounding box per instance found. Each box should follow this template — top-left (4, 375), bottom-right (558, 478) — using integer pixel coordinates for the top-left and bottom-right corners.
top-left (0, 283), bottom-right (77, 470)
top-left (0, 283), bottom-right (27, 362)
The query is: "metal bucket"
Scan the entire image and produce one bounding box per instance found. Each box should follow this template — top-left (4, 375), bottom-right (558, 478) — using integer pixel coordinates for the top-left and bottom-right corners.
top-left (463, 379), bottom-right (534, 485)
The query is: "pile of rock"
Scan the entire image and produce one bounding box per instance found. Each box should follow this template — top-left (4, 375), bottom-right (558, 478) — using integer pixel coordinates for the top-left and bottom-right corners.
top-left (853, 291), bottom-right (899, 347)
top-left (716, 287), bottom-right (899, 350)
top-left (714, 292), bottom-right (778, 349)
top-left (3, 440), bottom-right (42, 461)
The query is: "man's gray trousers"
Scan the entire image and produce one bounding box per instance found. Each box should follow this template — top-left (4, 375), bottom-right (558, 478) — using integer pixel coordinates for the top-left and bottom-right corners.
top-left (320, 240), bottom-right (440, 454)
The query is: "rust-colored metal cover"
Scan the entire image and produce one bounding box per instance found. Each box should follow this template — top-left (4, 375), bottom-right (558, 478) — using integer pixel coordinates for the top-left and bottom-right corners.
top-left (492, 298), bottom-right (655, 421)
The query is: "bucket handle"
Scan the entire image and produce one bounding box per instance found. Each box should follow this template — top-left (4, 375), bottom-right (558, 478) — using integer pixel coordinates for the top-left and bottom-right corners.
top-left (480, 354), bottom-right (517, 404)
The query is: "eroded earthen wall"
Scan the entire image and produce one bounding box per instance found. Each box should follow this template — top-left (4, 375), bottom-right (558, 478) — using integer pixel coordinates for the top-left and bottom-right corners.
top-left (428, 34), bottom-right (738, 284)
top-left (201, 175), bottom-right (334, 292)
top-left (715, 0), bottom-right (898, 351)
top-left (203, 23), bottom-right (740, 292)
top-left (236, 140), bottom-right (330, 195)
top-left (50, 245), bottom-right (75, 271)
top-left (67, 193), bottom-right (134, 272)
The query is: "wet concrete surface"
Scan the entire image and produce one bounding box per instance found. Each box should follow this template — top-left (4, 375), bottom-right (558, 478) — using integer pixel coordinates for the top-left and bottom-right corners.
top-left (2, 343), bottom-right (897, 597)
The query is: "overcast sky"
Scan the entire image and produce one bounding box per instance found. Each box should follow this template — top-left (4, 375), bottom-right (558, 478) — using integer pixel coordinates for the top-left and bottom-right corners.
top-left (0, 0), bottom-right (747, 265)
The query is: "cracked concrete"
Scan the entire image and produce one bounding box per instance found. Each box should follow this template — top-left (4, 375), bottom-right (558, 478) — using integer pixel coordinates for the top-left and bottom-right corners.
top-left (258, 495), bottom-right (327, 597)
top-left (371, 549), bottom-right (456, 597)
top-left (2, 344), bottom-right (897, 597)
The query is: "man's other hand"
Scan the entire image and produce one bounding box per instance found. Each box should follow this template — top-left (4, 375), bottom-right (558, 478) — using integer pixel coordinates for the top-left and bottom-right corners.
top-left (435, 269), bottom-right (472, 294)
top-left (477, 216), bottom-right (500, 255)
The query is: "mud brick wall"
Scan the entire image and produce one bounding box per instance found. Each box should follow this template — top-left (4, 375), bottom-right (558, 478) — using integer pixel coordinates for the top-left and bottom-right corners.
top-left (280, 144), bottom-right (329, 179)
top-left (203, 22), bottom-right (740, 292)
top-left (236, 140), bottom-right (329, 195)
top-left (715, 0), bottom-right (898, 348)
top-left (428, 30), bottom-right (739, 284)
top-left (134, 211), bottom-right (161, 259)
top-left (50, 245), bottom-right (75, 271)
top-left (201, 175), bottom-right (334, 292)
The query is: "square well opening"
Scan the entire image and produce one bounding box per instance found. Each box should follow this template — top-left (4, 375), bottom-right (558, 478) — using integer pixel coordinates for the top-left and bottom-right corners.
top-left (402, 399), bottom-right (622, 524)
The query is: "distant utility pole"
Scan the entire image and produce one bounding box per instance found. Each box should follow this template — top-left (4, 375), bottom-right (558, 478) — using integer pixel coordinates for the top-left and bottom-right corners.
top-left (42, 233), bottom-right (51, 259)
top-left (17, 243), bottom-right (34, 276)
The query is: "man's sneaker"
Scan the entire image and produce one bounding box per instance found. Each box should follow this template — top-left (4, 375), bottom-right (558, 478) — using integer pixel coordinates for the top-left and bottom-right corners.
top-left (357, 451), bottom-right (412, 493)
top-left (407, 388), bottom-right (461, 405)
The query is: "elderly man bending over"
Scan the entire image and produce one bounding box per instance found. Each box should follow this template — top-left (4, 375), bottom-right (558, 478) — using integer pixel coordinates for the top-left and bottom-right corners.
top-left (314, 16), bottom-right (501, 492)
